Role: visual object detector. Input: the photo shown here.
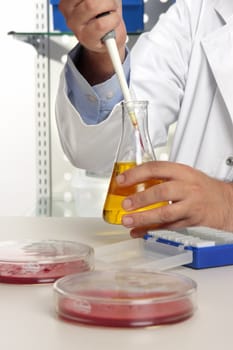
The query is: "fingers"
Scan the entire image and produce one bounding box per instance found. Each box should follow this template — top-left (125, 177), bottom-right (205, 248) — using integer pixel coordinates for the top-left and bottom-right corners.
top-left (59, 0), bottom-right (117, 21)
top-left (125, 202), bottom-right (200, 239)
top-left (122, 201), bottom-right (190, 229)
top-left (116, 161), bottom-right (199, 185)
top-left (115, 162), bottom-right (233, 235)
top-left (59, 0), bottom-right (82, 19)
top-left (59, 0), bottom-right (121, 47)
top-left (80, 11), bottom-right (121, 47)
top-left (121, 180), bottom-right (187, 210)
top-left (116, 161), bottom-right (207, 232)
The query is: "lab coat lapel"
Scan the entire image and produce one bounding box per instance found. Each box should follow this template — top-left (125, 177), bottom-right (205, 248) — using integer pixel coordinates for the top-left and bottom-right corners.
top-left (201, 0), bottom-right (233, 122)
top-left (213, 0), bottom-right (233, 21)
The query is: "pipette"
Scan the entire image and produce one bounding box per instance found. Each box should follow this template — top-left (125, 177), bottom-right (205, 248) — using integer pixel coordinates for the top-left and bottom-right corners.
top-left (102, 30), bottom-right (143, 164)
top-left (101, 30), bottom-right (139, 128)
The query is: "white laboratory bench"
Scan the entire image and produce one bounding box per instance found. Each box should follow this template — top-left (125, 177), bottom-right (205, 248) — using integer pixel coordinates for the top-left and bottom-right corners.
top-left (0, 216), bottom-right (232, 350)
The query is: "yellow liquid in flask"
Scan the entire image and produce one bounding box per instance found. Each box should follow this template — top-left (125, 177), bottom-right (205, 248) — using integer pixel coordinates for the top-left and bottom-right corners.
top-left (103, 162), bottom-right (168, 225)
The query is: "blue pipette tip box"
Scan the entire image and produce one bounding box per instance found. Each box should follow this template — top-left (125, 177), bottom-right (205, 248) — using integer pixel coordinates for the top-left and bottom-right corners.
top-left (144, 227), bottom-right (233, 269)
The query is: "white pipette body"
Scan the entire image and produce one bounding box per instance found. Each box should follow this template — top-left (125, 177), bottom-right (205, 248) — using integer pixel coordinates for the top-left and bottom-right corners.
top-left (102, 32), bottom-right (131, 102)
top-left (101, 31), bottom-right (136, 114)
top-left (102, 31), bottom-right (142, 164)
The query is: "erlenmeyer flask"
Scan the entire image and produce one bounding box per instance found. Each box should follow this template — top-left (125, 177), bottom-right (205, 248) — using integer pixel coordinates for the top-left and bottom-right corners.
top-left (103, 100), bottom-right (168, 225)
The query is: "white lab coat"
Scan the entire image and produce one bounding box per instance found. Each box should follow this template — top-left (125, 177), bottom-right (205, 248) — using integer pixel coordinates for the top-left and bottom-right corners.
top-left (56, 0), bottom-right (233, 181)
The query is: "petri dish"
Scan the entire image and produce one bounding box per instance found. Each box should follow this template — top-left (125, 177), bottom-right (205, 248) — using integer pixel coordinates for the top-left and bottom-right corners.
top-left (54, 270), bottom-right (197, 327)
top-left (0, 240), bottom-right (94, 284)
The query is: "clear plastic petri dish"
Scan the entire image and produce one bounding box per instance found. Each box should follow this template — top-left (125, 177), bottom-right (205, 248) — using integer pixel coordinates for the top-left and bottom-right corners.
top-left (0, 240), bottom-right (94, 284)
top-left (54, 270), bottom-right (197, 327)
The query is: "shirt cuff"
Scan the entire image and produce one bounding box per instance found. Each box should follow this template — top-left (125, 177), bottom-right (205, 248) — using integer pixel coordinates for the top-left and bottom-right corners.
top-left (65, 43), bottom-right (130, 125)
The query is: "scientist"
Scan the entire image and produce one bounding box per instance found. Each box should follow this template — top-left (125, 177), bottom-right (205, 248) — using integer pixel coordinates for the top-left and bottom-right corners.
top-left (56, 0), bottom-right (233, 235)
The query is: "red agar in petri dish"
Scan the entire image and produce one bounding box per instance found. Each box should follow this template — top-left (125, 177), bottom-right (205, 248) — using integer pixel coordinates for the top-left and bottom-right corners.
top-left (0, 240), bottom-right (94, 284)
top-left (54, 270), bottom-right (197, 327)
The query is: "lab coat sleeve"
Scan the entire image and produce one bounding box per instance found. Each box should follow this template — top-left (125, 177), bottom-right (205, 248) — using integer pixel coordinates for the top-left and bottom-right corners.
top-left (66, 44), bottom-right (127, 124)
top-left (55, 70), bottom-right (123, 173)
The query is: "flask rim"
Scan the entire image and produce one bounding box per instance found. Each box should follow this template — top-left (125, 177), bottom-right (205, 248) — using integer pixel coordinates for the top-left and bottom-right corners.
top-left (121, 100), bottom-right (149, 108)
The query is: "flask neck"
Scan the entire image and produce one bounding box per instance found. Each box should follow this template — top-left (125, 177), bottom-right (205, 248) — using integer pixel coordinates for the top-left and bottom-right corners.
top-left (116, 101), bottom-right (156, 165)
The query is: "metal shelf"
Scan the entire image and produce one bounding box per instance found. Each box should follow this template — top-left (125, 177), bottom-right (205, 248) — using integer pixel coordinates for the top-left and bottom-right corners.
top-left (9, 1), bottom-right (52, 216)
top-left (9, 0), bottom-right (174, 217)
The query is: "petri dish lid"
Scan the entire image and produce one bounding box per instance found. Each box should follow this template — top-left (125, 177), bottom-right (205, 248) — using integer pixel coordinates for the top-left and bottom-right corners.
top-left (94, 238), bottom-right (193, 271)
top-left (0, 240), bottom-right (94, 284)
top-left (54, 270), bottom-right (197, 328)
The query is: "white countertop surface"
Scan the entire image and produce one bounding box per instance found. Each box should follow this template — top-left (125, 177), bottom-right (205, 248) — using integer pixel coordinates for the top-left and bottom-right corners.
top-left (0, 216), bottom-right (232, 350)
